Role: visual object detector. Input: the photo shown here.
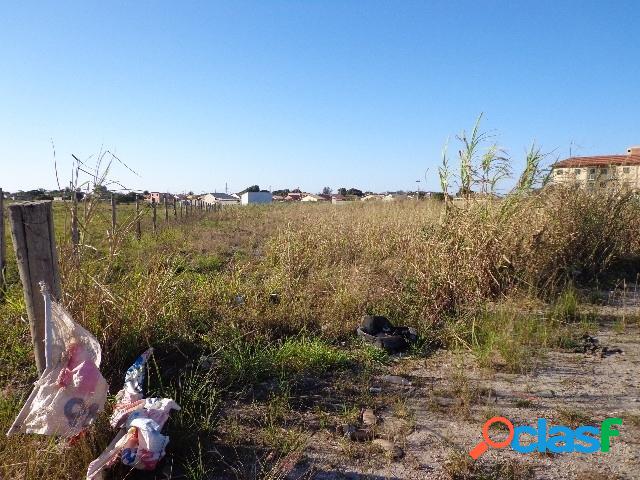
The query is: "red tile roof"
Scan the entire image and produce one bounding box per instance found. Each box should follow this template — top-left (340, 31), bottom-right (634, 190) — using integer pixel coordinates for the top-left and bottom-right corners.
top-left (554, 155), bottom-right (640, 168)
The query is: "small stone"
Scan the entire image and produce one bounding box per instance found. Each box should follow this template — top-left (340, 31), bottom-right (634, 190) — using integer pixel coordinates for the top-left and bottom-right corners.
top-left (350, 428), bottom-right (374, 442)
top-left (379, 375), bottom-right (412, 386)
top-left (362, 408), bottom-right (377, 426)
top-left (372, 438), bottom-right (404, 460)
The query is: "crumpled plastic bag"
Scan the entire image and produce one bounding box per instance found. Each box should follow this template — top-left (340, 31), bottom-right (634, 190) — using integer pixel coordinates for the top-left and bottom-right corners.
top-left (86, 348), bottom-right (180, 480)
top-left (7, 286), bottom-right (108, 437)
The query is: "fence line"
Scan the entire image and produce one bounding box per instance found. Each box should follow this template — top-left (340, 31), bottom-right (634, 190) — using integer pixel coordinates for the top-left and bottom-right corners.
top-left (0, 190), bottom-right (224, 273)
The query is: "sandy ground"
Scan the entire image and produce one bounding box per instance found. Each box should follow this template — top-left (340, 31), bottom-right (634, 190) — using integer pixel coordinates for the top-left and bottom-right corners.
top-left (286, 308), bottom-right (640, 479)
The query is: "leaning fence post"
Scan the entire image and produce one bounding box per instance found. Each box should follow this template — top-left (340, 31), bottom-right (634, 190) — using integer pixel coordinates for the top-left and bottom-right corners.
top-left (8, 201), bottom-right (62, 373)
top-left (135, 194), bottom-right (142, 240)
top-left (152, 199), bottom-right (157, 234)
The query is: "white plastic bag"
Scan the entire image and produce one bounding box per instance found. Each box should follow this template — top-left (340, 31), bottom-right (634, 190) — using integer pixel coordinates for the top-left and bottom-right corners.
top-left (86, 348), bottom-right (180, 479)
top-left (7, 286), bottom-right (108, 437)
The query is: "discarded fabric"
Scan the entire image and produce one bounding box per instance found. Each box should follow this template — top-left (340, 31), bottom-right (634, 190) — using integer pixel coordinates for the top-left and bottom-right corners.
top-left (7, 283), bottom-right (108, 437)
top-left (86, 348), bottom-right (180, 480)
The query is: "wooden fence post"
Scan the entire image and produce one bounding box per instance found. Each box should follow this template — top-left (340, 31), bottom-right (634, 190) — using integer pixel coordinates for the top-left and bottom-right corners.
top-left (152, 199), bottom-right (157, 234)
top-left (135, 194), bottom-right (142, 240)
top-left (0, 188), bottom-right (6, 294)
top-left (164, 197), bottom-right (169, 222)
top-left (8, 201), bottom-right (62, 373)
top-left (173, 200), bottom-right (177, 219)
top-left (71, 188), bottom-right (79, 256)
top-left (111, 194), bottom-right (117, 236)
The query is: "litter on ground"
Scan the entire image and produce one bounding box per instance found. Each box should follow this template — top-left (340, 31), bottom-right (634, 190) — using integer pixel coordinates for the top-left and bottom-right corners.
top-left (86, 348), bottom-right (180, 479)
top-left (356, 315), bottom-right (418, 352)
top-left (7, 283), bottom-right (108, 437)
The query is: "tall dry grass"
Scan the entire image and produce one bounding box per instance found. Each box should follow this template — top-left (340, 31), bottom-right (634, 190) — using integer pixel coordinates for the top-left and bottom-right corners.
top-left (2, 124), bottom-right (640, 478)
top-left (2, 188), bottom-right (639, 478)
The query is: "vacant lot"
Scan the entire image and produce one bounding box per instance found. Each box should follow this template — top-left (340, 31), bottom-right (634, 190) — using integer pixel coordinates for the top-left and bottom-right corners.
top-left (1, 189), bottom-right (639, 479)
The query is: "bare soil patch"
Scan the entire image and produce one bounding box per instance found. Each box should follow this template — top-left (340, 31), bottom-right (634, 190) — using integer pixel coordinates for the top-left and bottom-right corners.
top-left (276, 308), bottom-right (640, 480)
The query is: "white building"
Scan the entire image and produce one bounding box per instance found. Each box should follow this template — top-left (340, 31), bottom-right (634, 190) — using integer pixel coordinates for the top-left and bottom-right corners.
top-left (361, 194), bottom-right (384, 201)
top-left (301, 194), bottom-right (331, 202)
top-left (200, 193), bottom-right (240, 206)
top-left (241, 191), bottom-right (272, 205)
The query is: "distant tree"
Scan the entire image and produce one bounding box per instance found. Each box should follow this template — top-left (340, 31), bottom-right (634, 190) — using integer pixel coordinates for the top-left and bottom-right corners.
top-left (116, 191), bottom-right (138, 203)
top-left (93, 185), bottom-right (109, 196)
top-left (273, 189), bottom-right (290, 196)
top-left (322, 186), bottom-right (332, 195)
top-left (346, 188), bottom-right (363, 197)
top-left (292, 188), bottom-right (301, 193)
top-left (143, 190), bottom-right (150, 195)
top-left (18, 188), bottom-right (53, 201)
top-left (337, 187), bottom-right (347, 196)
top-left (240, 185), bottom-right (260, 194)
top-left (455, 186), bottom-right (474, 198)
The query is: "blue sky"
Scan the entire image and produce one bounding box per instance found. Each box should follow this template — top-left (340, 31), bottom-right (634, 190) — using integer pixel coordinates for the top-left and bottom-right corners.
top-left (1, 1), bottom-right (639, 194)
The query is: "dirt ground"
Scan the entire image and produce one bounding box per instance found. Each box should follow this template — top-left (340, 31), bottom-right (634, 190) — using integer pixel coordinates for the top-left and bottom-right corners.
top-left (284, 305), bottom-right (640, 479)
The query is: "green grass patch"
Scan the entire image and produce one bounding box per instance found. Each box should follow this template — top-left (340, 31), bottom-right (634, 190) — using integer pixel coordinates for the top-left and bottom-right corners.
top-left (206, 330), bottom-right (352, 386)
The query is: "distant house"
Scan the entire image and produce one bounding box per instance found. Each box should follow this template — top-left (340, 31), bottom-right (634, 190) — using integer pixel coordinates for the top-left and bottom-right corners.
top-left (383, 193), bottom-right (408, 202)
top-left (200, 192), bottom-right (240, 206)
top-left (550, 146), bottom-right (640, 191)
top-left (241, 191), bottom-right (272, 205)
top-left (285, 193), bottom-right (303, 201)
top-left (361, 194), bottom-right (384, 201)
top-left (147, 192), bottom-right (173, 203)
top-left (301, 194), bottom-right (330, 202)
top-left (331, 195), bottom-right (349, 205)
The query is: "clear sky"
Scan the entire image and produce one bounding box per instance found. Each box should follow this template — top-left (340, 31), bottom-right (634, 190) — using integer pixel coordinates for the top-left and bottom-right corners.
top-left (1, 1), bottom-right (639, 194)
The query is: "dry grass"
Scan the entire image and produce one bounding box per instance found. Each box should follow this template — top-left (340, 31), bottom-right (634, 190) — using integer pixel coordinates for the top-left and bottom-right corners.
top-left (443, 449), bottom-right (534, 480)
top-left (1, 180), bottom-right (640, 478)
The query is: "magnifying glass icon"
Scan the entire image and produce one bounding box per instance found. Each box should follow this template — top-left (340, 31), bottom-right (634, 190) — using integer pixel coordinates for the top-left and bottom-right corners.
top-left (469, 416), bottom-right (514, 459)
